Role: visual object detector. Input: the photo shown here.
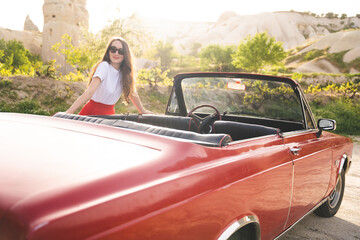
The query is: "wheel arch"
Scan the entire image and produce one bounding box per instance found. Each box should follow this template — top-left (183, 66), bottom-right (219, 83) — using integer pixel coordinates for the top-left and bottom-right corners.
top-left (217, 215), bottom-right (261, 240)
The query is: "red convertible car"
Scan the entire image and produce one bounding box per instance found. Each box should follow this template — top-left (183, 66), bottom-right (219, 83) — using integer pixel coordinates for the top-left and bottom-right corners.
top-left (0, 73), bottom-right (353, 239)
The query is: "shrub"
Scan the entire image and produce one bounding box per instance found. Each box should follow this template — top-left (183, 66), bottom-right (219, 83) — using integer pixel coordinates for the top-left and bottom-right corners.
top-left (0, 99), bottom-right (50, 115)
top-left (0, 79), bottom-right (13, 88)
top-left (137, 68), bottom-right (172, 87)
top-left (311, 98), bottom-right (360, 135)
top-left (304, 49), bottom-right (326, 61)
top-left (350, 58), bottom-right (360, 71)
top-left (326, 51), bottom-right (348, 71)
top-left (0, 39), bottom-right (41, 76)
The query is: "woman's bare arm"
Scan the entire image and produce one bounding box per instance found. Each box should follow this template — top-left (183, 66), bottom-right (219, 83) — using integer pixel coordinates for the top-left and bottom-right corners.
top-left (66, 77), bottom-right (101, 114)
top-left (130, 91), bottom-right (152, 114)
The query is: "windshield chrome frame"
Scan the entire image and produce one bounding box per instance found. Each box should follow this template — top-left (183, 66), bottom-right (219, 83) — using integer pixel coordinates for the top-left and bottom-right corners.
top-left (166, 73), bottom-right (302, 119)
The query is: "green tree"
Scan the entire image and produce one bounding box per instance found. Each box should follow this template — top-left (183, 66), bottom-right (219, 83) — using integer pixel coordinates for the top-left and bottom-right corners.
top-left (153, 41), bottom-right (176, 70)
top-left (325, 12), bottom-right (338, 18)
top-left (99, 14), bottom-right (152, 57)
top-left (52, 34), bottom-right (94, 75)
top-left (232, 32), bottom-right (287, 73)
top-left (0, 39), bottom-right (30, 69)
top-left (189, 42), bottom-right (202, 57)
top-left (77, 30), bottom-right (103, 72)
top-left (199, 44), bottom-right (236, 72)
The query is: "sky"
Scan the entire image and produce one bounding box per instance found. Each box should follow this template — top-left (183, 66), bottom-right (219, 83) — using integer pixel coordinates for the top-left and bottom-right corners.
top-left (0, 0), bottom-right (359, 33)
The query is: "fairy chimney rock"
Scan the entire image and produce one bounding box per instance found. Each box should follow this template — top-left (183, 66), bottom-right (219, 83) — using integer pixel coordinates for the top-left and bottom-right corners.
top-left (24, 15), bottom-right (40, 32)
top-left (42, 0), bottom-right (88, 73)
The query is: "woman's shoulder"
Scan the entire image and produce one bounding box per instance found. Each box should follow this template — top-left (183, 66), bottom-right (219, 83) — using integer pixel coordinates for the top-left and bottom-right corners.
top-left (98, 61), bottom-right (110, 68)
top-left (93, 61), bottom-right (110, 80)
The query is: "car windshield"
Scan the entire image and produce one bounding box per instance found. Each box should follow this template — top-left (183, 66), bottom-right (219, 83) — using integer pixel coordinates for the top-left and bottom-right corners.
top-left (168, 77), bottom-right (303, 122)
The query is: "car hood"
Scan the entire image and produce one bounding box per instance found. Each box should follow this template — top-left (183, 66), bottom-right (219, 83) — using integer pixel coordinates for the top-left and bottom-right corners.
top-left (0, 113), bottom-right (169, 223)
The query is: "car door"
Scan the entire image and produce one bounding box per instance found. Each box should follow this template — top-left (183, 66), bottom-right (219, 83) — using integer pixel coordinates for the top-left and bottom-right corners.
top-left (283, 129), bottom-right (333, 228)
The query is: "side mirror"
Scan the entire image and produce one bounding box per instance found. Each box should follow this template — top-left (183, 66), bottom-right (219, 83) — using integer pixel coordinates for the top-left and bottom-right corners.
top-left (317, 119), bottom-right (336, 137)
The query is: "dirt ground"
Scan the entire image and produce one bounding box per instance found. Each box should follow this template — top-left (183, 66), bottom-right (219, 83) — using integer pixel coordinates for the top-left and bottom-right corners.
top-left (279, 137), bottom-right (360, 240)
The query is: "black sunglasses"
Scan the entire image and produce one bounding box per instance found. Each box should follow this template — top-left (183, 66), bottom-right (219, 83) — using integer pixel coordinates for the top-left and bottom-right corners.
top-left (109, 46), bottom-right (125, 55)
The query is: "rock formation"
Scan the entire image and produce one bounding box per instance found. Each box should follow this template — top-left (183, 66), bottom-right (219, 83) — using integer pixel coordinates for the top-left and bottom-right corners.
top-left (142, 11), bottom-right (360, 53)
top-left (24, 15), bottom-right (40, 32)
top-left (41, 0), bottom-right (88, 73)
top-left (140, 11), bottom-right (360, 73)
top-left (289, 30), bottom-right (360, 73)
top-left (0, 28), bottom-right (42, 55)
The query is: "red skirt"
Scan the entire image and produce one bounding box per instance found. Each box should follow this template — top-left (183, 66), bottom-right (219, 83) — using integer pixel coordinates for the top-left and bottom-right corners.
top-left (79, 100), bottom-right (115, 115)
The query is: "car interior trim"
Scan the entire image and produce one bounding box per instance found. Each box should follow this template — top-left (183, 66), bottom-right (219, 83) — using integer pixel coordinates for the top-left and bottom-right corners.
top-left (53, 112), bottom-right (232, 147)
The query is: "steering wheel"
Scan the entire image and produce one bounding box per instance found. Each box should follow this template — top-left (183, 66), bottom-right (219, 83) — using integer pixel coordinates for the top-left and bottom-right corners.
top-left (187, 104), bottom-right (222, 133)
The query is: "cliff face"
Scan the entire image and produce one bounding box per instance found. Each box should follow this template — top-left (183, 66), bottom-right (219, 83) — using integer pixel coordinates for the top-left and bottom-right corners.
top-left (42, 0), bottom-right (88, 72)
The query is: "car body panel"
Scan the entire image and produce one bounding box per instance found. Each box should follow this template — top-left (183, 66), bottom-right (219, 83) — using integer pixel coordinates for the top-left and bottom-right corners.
top-left (0, 72), bottom-right (353, 239)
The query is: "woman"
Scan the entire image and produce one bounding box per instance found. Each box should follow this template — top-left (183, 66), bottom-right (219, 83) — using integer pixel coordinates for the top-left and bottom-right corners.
top-left (66, 36), bottom-right (151, 115)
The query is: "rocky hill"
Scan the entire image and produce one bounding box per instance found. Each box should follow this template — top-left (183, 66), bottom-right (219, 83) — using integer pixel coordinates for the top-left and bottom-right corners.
top-left (141, 11), bottom-right (360, 52)
top-left (286, 29), bottom-right (360, 73)
top-left (140, 11), bottom-right (360, 73)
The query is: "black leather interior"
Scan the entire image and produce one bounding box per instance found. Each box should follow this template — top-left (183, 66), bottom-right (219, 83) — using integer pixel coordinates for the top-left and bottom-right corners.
top-left (53, 112), bottom-right (231, 147)
top-left (90, 114), bottom-right (198, 132)
top-left (221, 115), bottom-right (303, 132)
top-left (213, 120), bottom-right (280, 141)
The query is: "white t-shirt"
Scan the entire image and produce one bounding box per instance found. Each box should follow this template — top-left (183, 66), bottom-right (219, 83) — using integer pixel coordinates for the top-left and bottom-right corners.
top-left (91, 61), bottom-right (123, 105)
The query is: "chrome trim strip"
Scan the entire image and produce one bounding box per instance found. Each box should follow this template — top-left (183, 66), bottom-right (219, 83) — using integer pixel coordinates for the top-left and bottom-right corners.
top-left (339, 154), bottom-right (347, 174)
top-left (217, 215), bottom-right (260, 240)
top-left (281, 129), bottom-right (317, 137)
top-left (274, 198), bottom-right (328, 240)
top-left (283, 161), bottom-right (295, 229)
top-left (296, 86), bottom-right (309, 130)
top-left (297, 85), bottom-right (317, 129)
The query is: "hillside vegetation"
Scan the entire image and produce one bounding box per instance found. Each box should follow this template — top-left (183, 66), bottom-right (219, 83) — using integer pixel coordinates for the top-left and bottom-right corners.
top-left (0, 76), bottom-right (170, 115)
top-left (0, 73), bottom-right (359, 135)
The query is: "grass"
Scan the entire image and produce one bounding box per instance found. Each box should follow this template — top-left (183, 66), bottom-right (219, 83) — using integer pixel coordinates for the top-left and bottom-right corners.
top-left (0, 99), bottom-right (50, 115)
top-left (0, 77), bottom-right (75, 115)
top-left (326, 51), bottom-right (349, 72)
top-left (0, 79), bottom-right (13, 88)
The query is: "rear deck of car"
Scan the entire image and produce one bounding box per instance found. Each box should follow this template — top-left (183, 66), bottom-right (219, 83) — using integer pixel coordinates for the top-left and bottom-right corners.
top-left (53, 112), bottom-right (293, 146)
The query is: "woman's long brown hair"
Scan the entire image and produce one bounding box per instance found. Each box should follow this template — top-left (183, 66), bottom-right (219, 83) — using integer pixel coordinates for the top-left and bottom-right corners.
top-left (88, 37), bottom-right (135, 103)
